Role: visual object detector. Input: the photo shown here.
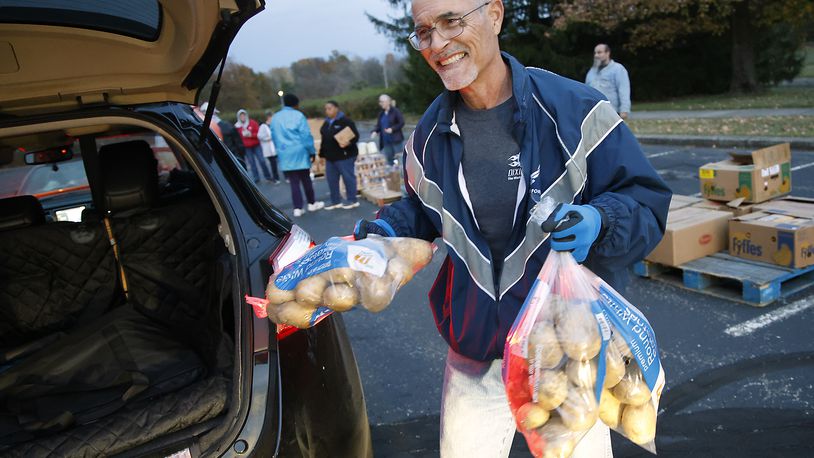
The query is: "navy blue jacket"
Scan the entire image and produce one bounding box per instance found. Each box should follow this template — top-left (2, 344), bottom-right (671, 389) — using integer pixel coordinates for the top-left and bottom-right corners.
top-left (377, 53), bottom-right (671, 361)
top-left (373, 106), bottom-right (405, 148)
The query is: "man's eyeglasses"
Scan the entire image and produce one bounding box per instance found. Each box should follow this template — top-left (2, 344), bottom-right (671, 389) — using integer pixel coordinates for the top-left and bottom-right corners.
top-left (407, 1), bottom-right (491, 51)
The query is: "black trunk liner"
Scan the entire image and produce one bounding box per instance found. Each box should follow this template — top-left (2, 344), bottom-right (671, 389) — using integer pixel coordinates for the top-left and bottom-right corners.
top-left (1, 374), bottom-right (229, 458)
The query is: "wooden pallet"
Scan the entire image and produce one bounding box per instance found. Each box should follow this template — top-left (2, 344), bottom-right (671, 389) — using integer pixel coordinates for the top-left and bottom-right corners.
top-left (361, 188), bottom-right (402, 207)
top-left (633, 252), bottom-right (814, 306)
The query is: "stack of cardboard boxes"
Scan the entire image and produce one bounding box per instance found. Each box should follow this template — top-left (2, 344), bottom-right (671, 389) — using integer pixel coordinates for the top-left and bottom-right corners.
top-left (646, 143), bottom-right (812, 269)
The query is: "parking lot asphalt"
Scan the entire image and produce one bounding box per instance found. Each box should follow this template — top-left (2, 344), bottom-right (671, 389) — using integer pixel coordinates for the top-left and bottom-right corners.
top-left (259, 142), bottom-right (814, 457)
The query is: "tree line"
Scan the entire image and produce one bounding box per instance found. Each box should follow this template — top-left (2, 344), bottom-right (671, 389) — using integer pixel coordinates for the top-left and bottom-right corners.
top-left (369, 0), bottom-right (813, 113)
top-left (207, 51), bottom-right (406, 116)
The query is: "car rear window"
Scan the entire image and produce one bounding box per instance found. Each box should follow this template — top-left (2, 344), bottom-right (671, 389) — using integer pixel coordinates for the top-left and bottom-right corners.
top-left (0, 0), bottom-right (161, 41)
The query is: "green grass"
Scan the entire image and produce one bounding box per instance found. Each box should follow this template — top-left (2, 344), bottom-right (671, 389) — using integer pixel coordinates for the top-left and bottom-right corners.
top-left (802, 43), bottom-right (814, 78)
top-left (635, 86), bottom-right (814, 111)
top-left (628, 115), bottom-right (814, 137)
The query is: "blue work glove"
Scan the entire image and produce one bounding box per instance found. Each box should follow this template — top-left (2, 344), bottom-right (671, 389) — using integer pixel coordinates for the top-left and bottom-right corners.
top-left (353, 218), bottom-right (396, 240)
top-left (541, 203), bottom-right (604, 263)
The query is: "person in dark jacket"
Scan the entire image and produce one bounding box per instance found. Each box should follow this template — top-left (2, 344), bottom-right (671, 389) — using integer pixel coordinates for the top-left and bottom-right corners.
top-left (352, 1), bottom-right (671, 457)
top-left (201, 102), bottom-right (246, 168)
top-left (319, 101), bottom-right (360, 209)
top-left (371, 94), bottom-right (405, 164)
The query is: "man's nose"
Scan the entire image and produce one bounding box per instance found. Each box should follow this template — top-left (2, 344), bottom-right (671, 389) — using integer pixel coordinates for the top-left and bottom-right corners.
top-left (429, 29), bottom-right (451, 53)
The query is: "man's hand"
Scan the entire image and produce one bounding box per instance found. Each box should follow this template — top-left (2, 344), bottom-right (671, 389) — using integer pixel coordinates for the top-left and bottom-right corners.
top-left (620, 112), bottom-right (629, 120)
top-left (384, 128), bottom-right (393, 134)
top-left (310, 155), bottom-right (316, 164)
top-left (370, 131), bottom-right (379, 139)
top-left (353, 219), bottom-right (396, 240)
top-left (541, 203), bottom-right (603, 263)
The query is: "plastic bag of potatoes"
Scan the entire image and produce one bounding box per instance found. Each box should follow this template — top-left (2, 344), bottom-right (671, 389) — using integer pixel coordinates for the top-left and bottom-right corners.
top-left (250, 235), bottom-right (433, 329)
top-left (502, 250), bottom-right (664, 457)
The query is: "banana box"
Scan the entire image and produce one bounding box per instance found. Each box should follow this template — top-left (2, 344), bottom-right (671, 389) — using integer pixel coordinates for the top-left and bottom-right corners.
top-left (729, 203), bottom-right (814, 268)
top-left (699, 143), bottom-right (791, 204)
top-left (669, 194), bottom-right (703, 210)
top-left (646, 207), bottom-right (731, 266)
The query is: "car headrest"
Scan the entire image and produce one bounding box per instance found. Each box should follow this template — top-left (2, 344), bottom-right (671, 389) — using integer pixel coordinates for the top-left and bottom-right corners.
top-left (0, 195), bottom-right (46, 232)
top-left (98, 140), bottom-right (158, 214)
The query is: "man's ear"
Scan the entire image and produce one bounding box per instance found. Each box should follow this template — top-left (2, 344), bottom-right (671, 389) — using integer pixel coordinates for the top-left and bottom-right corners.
top-left (489, 1), bottom-right (504, 35)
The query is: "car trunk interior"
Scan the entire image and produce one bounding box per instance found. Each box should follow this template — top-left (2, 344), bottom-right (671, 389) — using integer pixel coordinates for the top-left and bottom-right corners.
top-left (0, 119), bottom-right (241, 457)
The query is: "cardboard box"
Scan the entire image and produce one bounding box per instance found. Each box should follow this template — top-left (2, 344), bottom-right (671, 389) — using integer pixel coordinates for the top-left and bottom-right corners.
top-left (670, 194), bottom-right (703, 210)
top-left (692, 198), bottom-right (755, 217)
top-left (646, 207), bottom-right (732, 266)
top-left (385, 170), bottom-right (402, 193)
top-left (333, 126), bottom-right (356, 148)
top-left (729, 201), bottom-right (814, 268)
top-left (753, 196), bottom-right (814, 215)
top-left (699, 143), bottom-right (791, 203)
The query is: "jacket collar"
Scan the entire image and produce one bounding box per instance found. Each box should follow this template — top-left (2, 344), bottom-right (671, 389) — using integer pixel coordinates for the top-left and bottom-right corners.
top-left (435, 51), bottom-right (530, 134)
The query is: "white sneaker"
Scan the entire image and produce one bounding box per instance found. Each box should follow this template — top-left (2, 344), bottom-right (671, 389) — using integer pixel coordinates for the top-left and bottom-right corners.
top-left (292, 208), bottom-right (305, 217)
top-left (324, 203), bottom-right (343, 210)
top-left (341, 201), bottom-right (360, 209)
top-left (307, 201), bottom-right (324, 211)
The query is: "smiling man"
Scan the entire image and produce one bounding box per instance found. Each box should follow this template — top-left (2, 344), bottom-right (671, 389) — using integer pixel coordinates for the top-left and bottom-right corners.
top-left (353, 1), bottom-right (671, 456)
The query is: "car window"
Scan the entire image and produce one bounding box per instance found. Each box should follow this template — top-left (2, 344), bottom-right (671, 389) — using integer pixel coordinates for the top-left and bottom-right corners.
top-left (19, 159), bottom-right (88, 196)
top-left (0, 138), bottom-right (87, 199)
top-left (0, 0), bottom-right (161, 41)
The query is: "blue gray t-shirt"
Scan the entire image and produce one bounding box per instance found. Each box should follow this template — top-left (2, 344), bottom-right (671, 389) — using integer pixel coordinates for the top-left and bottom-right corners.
top-left (455, 95), bottom-right (521, 278)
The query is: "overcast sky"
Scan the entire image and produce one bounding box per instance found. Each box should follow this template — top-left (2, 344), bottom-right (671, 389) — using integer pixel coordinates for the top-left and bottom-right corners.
top-left (229, 0), bottom-right (406, 72)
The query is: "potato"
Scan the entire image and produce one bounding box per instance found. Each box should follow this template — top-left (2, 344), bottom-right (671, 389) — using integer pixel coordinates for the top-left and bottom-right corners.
top-left (266, 277), bottom-right (295, 305)
top-left (539, 418), bottom-right (577, 458)
top-left (264, 302), bottom-right (280, 323)
top-left (359, 273), bottom-right (395, 312)
top-left (528, 321), bottom-right (564, 369)
top-left (621, 402), bottom-right (657, 445)
top-left (294, 275), bottom-right (328, 307)
top-left (536, 369), bottom-right (568, 410)
top-left (604, 344), bottom-right (626, 389)
top-left (555, 303), bottom-right (601, 361)
top-left (565, 358), bottom-right (596, 388)
top-left (613, 364), bottom-right (652, 406)
top-left (598, 389), bottom-right (623, 429)
top-left (517, 402), bottom-right (550, 430)
top-left (386, 257), bottom-right (414, 288)
top-left (274, 301), bottom-right (318, 328)
top-left (322, 267), bottom-right (356, 286)
top-left (391, 237), bottom-right (433, 268)
top-left (557, 385), bottom-right (598, 432)
top-left (322, 284), bottom-right (358, 312)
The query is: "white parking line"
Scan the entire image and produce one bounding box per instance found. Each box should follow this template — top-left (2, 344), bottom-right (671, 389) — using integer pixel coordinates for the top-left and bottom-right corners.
top-left (791, 162), bottom-right (814, 172)
top-left (647, 147), bottom-right (689, 159)
top-left (724, 296), bottom-right (814, 337)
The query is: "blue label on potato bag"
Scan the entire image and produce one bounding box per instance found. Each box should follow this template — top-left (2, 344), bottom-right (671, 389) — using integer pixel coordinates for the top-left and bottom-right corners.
top-left (597, 283), bottom-right (661, 392)
top-left (274, 237), bottom-right (389, 290)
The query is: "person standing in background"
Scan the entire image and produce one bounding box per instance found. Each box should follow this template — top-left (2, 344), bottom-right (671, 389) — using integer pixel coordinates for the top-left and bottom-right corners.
top-left (371, 94), bottom-right (406, 164)
top-left (271, 93), bottom-right (324, 217)
top-left (201, 102), bottom-right (246, 168)
top-left (320, 100), bottom-right (361, 210)
top-left (235, 108), bottom-right (273, 183)
top-left (258, 109), bottom-right (281, 184)
top-left (585, 43), bottom-right (631, 119)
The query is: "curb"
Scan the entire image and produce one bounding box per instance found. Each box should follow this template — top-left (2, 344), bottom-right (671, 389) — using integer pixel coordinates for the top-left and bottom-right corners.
top-left (636, 134), bottom-right (814, 150)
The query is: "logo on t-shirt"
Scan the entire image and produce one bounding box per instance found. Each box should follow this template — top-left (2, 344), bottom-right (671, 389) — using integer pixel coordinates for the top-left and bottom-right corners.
top-left (508, 152), bottom-right (522, 181)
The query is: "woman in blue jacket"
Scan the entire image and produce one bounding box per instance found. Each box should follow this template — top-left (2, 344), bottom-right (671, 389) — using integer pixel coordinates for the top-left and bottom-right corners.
top-left (271, 94), bottom-right (324, 217)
